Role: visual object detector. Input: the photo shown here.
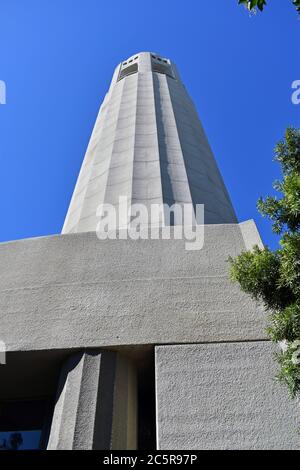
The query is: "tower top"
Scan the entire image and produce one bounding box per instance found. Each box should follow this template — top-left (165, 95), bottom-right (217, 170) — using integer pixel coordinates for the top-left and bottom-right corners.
top-left (110, 52), bottom-right (181, 85)
top-left (122, 51), bottom-right (171, 61)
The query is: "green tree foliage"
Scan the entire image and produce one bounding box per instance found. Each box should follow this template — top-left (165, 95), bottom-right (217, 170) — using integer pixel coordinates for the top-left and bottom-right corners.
top-left (238, 0), bottom-right (300, 15)
top-left (229, 128), bottom-right (300, 398)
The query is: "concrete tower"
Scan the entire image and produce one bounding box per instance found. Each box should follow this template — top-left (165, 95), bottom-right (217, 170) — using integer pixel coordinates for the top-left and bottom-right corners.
top-left (62, 52), bottom-right (236, 233)
top-left (0, 53), bottom-right (299, 451)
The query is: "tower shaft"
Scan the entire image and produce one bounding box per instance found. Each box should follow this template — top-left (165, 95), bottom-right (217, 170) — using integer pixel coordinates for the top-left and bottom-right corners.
top-left (62, 52), bottom-right (236, 234)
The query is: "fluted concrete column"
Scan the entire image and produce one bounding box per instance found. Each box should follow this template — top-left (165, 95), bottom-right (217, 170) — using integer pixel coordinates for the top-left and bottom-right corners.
top-left (47, 350), bottom-right (137, 450)
top-left (62, 52), bottom-right (237, 234)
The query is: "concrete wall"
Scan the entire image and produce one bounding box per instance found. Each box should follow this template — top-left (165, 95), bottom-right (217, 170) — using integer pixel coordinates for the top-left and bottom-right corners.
top-left (1, 220), bottom-right (297, 449)
top-left (0, 221), bottom-right (266, 353)
top-left (155, 342), bottom-right (300, 450)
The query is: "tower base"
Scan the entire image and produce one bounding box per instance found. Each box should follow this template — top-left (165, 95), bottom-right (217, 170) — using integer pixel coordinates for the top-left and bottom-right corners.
top-left (0, 220), bottom-right (298, 449)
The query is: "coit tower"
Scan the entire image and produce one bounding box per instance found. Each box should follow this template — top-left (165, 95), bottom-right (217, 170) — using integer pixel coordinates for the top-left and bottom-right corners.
top-left (1, 53), bottom-right (297, 451)
top-left (62, 52), bottom-right (237, 233)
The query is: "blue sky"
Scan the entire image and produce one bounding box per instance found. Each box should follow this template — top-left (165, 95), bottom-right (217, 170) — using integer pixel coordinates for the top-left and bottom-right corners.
top-left (0, 0), bottom-right (299, 249)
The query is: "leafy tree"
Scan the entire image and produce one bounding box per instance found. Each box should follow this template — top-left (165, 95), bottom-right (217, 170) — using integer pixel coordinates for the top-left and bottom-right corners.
top-left (238, 0), bottom-right (300, 15)
top-left (229, 128), bottom-right (300, 398)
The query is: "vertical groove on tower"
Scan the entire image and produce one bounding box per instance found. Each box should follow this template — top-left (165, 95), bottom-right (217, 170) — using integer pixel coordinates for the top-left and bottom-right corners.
top-left (131, 71), bottom-right (164, 225)
top-left (62, 90), bottom-right (113, 233)
top-left (153, 73), bottom-right (193, 208)
top-left (166, 77), bottom-right (237, 224)
top-left (101, 75), bottom-right (138, 228)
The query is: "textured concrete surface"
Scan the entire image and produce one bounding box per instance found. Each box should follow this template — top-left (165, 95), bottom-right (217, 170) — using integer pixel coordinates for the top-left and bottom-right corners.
top-left (47, 350), bottom-right (137, 450)
top-left (155, 342), bottom-right (300, 450)
top-left (62, 52), bottom-right (236, 233)
top-left (0, 221), bottom-right (267, 353)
